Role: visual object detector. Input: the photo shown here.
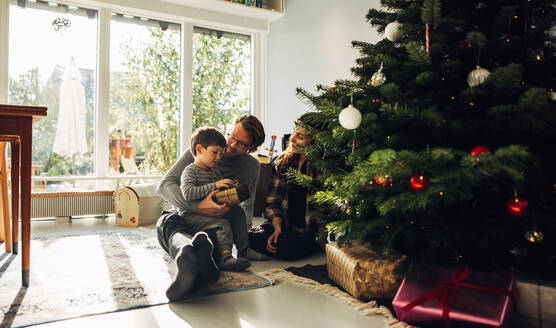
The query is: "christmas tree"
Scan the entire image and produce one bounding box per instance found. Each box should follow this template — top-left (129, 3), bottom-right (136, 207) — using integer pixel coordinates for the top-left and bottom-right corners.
top-left (296, 0), bottom-right (556, 272)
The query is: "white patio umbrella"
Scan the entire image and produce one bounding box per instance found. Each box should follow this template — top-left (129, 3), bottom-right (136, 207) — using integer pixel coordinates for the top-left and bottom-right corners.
top-left (53, 57), bottom-right (88, 173)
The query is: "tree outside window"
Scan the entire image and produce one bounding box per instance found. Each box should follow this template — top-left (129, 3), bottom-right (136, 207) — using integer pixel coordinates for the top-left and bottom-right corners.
top-left (110, 24), bottom-right (251, 174)
top-left (192, 28), bottom-right (251, 134)
top-left (110, 21), bottom-right (181, 175)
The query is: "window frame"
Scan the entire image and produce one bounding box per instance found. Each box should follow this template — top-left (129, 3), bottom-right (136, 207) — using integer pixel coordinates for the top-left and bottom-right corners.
top-left (0, 0), bottom-right (267, 190)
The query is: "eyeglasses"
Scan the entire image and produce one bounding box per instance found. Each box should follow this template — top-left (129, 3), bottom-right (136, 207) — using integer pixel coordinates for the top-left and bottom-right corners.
top-left (227, 134), bottom-right (250, 150)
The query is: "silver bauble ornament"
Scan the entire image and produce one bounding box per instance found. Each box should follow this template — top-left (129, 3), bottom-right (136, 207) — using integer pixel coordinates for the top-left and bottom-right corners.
top-left (339, 104), bottom-right (362, 130)
top-left (467, 65), bottom-right (490, 87)
top-left (385, 21), bottom-right (402, 42)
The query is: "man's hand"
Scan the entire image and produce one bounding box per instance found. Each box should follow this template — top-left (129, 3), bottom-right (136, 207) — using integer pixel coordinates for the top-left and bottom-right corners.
top-left (197, 190), bottom-right (230, 217)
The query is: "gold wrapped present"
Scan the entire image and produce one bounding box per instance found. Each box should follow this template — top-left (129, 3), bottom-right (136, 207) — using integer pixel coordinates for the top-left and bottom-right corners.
top-left (326, 242), bottom-right (409, 301)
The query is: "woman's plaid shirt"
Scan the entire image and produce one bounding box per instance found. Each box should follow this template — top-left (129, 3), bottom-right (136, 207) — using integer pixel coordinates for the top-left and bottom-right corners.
top-left (262, 153), bottom-right (313, 229)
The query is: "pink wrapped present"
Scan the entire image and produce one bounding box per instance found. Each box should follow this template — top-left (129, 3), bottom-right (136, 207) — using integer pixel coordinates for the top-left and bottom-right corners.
top-left (392, 267), bottom-right (519, 328)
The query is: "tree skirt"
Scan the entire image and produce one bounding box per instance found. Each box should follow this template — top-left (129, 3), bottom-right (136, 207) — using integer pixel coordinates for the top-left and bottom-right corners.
top-left (0, 229), bottom-right (270, 328)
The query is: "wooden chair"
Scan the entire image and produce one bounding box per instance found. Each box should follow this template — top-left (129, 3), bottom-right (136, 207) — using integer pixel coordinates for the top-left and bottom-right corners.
top-left (0, 141), bottom-right (12, 252)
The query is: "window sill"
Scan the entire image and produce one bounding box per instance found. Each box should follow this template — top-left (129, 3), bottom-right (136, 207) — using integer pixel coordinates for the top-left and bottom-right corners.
top-left (29, 175), bottom-right (162, 193)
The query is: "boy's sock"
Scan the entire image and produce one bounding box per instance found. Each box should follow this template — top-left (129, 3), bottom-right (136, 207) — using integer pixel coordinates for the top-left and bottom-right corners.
top-left (218, 254), bottom-right (251, 271)
top-left (239, 247), bottom-right (269, 261)
top-left (191, 231), bottom-right (220, 284)
top-left (166, 244), bottom-right (198, 301)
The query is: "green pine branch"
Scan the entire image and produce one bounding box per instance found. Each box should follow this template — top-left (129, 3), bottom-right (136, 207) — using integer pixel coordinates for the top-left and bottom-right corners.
top-left (285, 167), bottom-right (313, 188)
top-left (405, 41), bottom-right (431, 64)
top-left (421, 0), bottom-right (441, 25)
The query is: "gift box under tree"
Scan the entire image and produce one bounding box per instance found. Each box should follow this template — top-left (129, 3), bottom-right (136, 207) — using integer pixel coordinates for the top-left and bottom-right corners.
top-left (392, 267), bottom-right (519, 327)
top-left (325, 241), bottom-right (410, 301)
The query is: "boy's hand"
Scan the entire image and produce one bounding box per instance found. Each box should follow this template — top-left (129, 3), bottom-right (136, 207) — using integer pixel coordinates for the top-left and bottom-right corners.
top-left (215, 178), bottom-right (234, 190)
top-left (198, 190), bottom-right (230, 217)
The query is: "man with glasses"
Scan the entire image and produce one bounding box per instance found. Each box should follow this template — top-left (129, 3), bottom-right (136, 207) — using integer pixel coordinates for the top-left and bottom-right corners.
top-left (156, 115), bottom-right (266, 300)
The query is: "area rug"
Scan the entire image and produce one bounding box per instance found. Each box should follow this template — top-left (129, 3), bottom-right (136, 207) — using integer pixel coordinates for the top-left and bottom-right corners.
top-left (0, 229), bottom-right (270, 328)
top-left (284, 264), bottom-right (398, 313)
top-left (259, 267), bottom-right (415, 328)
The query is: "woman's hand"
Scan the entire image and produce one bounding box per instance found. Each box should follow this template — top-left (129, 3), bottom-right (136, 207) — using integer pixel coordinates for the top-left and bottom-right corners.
top-left (266, 217), bottom-right (283, 254)
top-left (215, 178), bottom-right (234, 189)
top-left (266, 226), bottom-right (282, 254)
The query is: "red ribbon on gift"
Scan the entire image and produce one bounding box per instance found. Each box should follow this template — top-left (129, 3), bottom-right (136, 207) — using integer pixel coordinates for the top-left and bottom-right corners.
top-left (400, 267), bottom-right (515, 328)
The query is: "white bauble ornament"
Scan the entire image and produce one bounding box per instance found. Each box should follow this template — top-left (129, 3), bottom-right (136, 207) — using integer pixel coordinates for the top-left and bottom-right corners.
top-left (339, 104), bottom-right (362, 130)
top-left (369, 63), bottom-right (387, 87)
top-left (467, 65), bottom-right (490, 87)
top-left (385, 21), bottom-right (402, 42)
top-left (550, 90), bottom-right (556, 102)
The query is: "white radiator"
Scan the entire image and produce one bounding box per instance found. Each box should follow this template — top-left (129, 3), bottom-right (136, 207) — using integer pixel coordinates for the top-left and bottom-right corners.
top-left (31, 191), bottom-right (114, 218)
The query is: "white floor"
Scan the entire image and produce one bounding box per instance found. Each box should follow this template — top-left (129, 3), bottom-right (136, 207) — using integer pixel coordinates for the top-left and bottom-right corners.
top-left (11, 216), bottom-right (392, 328)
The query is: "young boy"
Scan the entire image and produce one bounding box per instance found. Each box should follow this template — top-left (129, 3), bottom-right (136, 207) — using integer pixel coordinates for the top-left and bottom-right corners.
top-left (179, 126), bottom-right (267, 272)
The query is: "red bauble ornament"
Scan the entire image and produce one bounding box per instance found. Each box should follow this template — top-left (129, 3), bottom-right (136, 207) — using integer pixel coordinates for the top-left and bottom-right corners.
top-left (470, 145), bottom-right (492, 156)
top-left (507, 196), bottom-right (529, 217)
top-left (374, 176), bottom-right (392, 186)
top-left (410, 174), bottom-right (429, 191)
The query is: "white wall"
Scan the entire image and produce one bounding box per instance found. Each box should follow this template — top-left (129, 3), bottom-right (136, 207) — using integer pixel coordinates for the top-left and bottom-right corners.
top-left (265, 0), bottom-right (381, 151)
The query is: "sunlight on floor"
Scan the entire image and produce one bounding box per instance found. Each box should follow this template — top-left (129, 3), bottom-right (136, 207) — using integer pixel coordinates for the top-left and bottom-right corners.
top-left (8, 217), bottom-right (392, 328)
top-left (239, 317), bottom-right (256, 328)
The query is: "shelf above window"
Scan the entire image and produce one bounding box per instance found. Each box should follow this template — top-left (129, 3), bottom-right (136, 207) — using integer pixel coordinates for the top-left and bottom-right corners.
top-left (164, 0), bottom-right (284, 23)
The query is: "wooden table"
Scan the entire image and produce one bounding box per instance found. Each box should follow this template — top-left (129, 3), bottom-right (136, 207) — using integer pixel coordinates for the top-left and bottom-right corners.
top-left (0, 104), bottom-right (47, 286)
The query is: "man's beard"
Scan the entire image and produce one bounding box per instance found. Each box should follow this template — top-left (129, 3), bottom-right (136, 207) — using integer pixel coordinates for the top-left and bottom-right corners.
top-left (224, 145), bottom-right (236, 157)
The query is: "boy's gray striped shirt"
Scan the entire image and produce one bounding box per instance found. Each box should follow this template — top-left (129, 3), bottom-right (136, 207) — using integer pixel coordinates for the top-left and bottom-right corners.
top-left (180, 163), bottom-right (222, 201)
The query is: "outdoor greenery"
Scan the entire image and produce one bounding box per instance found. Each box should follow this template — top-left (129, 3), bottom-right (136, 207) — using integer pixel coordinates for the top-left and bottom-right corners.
top-left (110, 26), bottom-right (181, 174)
top-left (9, 66), bottom-right (96, 177)
top-left (110, 26), bottom-right (251, 173)
top-left (192, 31), bottom-right (250, 133)
top-left (9, 68), bottom-right (58, 164)
top-left (9, 24), bottom-right (251, 178)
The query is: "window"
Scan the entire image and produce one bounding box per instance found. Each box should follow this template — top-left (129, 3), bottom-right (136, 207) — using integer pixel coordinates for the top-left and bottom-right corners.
top-left (192, 27), bottom-right (251, 134)
top-left (8, 0), bottom-right (97, 191)
top-left (109, 14), bottom-right (181, 175)
top-left (2, 1), bottom-right (266, 193)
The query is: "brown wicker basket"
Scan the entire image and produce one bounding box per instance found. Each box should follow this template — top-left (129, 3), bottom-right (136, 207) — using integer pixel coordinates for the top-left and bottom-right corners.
top-left (326, 242), bottom-right (409, 301)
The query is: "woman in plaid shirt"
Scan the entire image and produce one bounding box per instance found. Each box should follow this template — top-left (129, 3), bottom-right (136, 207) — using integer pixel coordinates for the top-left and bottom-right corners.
top-left (248, 113), bottom-right (320, 260)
